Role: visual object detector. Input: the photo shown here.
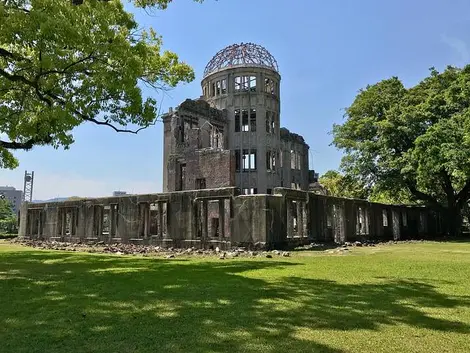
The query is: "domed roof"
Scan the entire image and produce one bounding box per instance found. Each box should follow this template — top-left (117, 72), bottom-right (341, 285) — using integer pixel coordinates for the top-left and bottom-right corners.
top-left (203, 42), bottom-right (279, 77)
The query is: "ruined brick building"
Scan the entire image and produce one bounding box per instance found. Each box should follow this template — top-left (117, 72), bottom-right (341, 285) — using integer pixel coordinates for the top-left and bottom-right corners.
top-left (163, 43), bottom-right (315, 194)
top-left (18, 43), bottom-right (449, 248)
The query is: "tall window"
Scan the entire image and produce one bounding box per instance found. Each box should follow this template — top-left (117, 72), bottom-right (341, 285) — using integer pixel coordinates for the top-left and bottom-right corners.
top-left (291, 150), bottom-right (296, 169)
top-left (235, 109), bottom-right (240, 132)
top-left (235, 76), bottom-right (257, 92)
top-left (250, 108), bottom-right (256, 131)
top-left (221, 79), bottom-right (227, 94)
top-left (211, 83), bottom-right (216, 97)
top-left (265, 78), bottom-right (275, 94)
top-left (236, 108), bottom-right (256, 132)
top-left (266, 151), bottom-right (276, 171)
top-left (235, 150), bottom-right (240, 171)
top-left (266, 111), bottom-right (271, 133)
top-left (383, 210), bottom-right (389, 227)
top-left (241, 109), bottom-right (249, 131)
top-left (235, 76), bottom-right (242, 92)
top-left (266, 111), bottom-right (276, 133)
top-left (216, 81), bottom-right (221, 95)
top-left (242, 76), bottom-right (249, 91)
top-left (249, 76), bottom-right (257, 92)
top-left (242, 149), bottom-right (256, 170)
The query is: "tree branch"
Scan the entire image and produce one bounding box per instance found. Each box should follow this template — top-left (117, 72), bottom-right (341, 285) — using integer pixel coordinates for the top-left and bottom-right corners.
top-left (405, 180), bottom-right (442, 208)
top-left (0, 136), bottom-right (53, 150)
top-left (457, 180), bottom-right (470, 209)
top-left (440, 170), bottom-right (455, 202)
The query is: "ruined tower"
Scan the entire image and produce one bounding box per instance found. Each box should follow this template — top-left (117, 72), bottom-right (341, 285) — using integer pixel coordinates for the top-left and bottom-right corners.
top-left (201, 43), bottom-right (309, 194)
top-left (163, 43), bottom-right (310, 193)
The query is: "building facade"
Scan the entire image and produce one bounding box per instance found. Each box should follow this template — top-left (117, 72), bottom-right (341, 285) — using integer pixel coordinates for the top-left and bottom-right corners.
top-left (163, 43), bottom-right (313, 194)
top-left (0, 186), bottom-right (23, 214)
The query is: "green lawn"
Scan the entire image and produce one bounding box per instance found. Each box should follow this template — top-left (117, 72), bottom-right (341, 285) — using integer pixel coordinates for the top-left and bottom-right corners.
top-left (0, 242), bottom-right (469, 353)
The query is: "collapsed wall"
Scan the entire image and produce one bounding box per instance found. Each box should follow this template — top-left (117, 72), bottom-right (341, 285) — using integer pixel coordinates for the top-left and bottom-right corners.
top-left (19, 188), bottom-right (447, 249)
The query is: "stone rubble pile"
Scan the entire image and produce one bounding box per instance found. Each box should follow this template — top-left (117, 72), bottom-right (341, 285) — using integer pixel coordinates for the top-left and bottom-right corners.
top-left (8, 239), bottom-right (292, 259)
top-left (8, 238), bottom-right (429, 259)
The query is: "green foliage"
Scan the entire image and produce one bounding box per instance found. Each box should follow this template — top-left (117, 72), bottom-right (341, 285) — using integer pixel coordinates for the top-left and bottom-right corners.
top-left (0, 198), bottom-right (17, 233)
top-left (1, 242), bottom-right (470, 352)
top-left (333, 66), bottom-right (470, 234)
top-left (319, 170), bottom-right (413, 203)
top-left (319, 170), bottom-right (369, 199)
top-left (0, 0), bottom-right (201, 168)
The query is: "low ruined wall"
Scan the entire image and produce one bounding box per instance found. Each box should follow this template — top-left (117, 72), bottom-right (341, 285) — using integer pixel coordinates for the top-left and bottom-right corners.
top-left (19, 187), bottom-right (447, 249)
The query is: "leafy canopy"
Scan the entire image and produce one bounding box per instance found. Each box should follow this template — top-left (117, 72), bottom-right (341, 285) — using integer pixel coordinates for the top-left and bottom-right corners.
top-left (318, 170), bottom-right (412, 203)
top-left (318, 170), bottom-right (369, 199)
top-left (0, 0), bottom-right (201, 169)
top-left (333, 66), bottom-right (470, 213)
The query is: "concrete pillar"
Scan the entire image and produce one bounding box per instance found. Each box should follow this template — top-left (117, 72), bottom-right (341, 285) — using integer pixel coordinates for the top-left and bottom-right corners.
top-left (18, 203), bottom-right (29, 238)
top-left (296, 201), bottom-right (302, 237)
top-left (202, 200), bottom-right (208, 240)
top-left (219, 199), bottom-right (225, 237)
top-left (392, 209), bottom-right (401, 240)
top-left (286, 200), bottom-right (293, 237)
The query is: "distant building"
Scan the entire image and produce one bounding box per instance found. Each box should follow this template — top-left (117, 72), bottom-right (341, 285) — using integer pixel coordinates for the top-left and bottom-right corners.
top-left (0, 186), bottom-right (23, 214)
top-left (113, 191), bottom-right (127, 197)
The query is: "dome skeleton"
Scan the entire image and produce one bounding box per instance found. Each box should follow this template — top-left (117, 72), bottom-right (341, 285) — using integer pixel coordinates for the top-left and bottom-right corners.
top-left (203, 43), bottom-right (279, 78)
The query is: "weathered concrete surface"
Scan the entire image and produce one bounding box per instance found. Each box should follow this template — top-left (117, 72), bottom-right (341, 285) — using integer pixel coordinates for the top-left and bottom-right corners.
top-left (19, 187), bottom-right (447, 249)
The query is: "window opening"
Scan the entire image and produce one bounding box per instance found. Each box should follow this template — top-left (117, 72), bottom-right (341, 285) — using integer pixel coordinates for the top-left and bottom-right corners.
top-left (235, 76), bottom-right (241, 91)
top-left (221, 79), bottom-right (227, 94)
top-left (241, 109), bottom-right (249, 132)
top-left (250, 108), bottom-right (256, 131)
top-left (265, 111), bottom-right (271, 133)
top-left (249, 76), bottom-right (257, 92)
top-left (195, 178), bottom-right (206, 189)
top-left (383, 210), bottom-right (388, 227)
top-left (242, 149), bottom-right (256, 170)
top-left (266, 151), bottom-right (276, 171)
top-left (235, 150), bottom-right (240, 171)
top-left (242, 188), bottom-right (257, 195)
top-left (235, 109), bottom-right (240, 132)
top-left (265, 78), bottom-right (275, 94)
top-left (242, 76), bottom-right (249, 91)
top-left (216, 81), bottom-right (221, 95)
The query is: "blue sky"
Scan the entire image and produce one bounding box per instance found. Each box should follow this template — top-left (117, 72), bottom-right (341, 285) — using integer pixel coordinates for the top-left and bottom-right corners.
top-left (2, 0), bottom-right (470, 200)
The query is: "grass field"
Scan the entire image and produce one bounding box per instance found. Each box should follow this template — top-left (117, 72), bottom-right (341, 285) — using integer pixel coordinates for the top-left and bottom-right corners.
top-left (0, 242), bottom-right (469, 353)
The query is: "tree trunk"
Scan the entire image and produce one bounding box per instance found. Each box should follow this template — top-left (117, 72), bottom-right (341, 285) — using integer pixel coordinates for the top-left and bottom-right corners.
top-left (447, 205), bottom-right (463, 238)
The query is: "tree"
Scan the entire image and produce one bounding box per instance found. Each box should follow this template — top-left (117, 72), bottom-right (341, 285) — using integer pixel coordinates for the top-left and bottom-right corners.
top-left (0, 0), bottom-right (202, 169)
top-left (333, 66), bottom-right (470, 236)
top-left (0, 198), bottom-right (17, 233)
top-left (318, 170), bottom-right (369, 199)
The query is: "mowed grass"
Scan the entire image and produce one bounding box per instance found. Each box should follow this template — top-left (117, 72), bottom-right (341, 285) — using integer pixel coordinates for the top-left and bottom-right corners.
top-left (0, 242), bottom-right (470, 353)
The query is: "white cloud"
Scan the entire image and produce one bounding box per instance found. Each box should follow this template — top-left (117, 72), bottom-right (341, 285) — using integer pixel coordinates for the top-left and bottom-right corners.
top-left (441, 34), bottom-right (470, 65)
top-left (0, 171), bottom-right (161, 200)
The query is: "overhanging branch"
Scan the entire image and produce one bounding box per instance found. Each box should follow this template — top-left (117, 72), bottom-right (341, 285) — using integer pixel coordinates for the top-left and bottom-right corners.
top-left (0, 136), bottom-right (53, 150)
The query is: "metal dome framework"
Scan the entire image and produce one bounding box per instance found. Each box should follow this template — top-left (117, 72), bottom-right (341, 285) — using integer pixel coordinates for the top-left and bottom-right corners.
top-left (203, 43), bottom-right (279, 77)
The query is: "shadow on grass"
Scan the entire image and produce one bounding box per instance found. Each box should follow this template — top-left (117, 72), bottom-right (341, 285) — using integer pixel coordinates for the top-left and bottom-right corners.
top-left (1, 251), bottom-right (469, 353)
